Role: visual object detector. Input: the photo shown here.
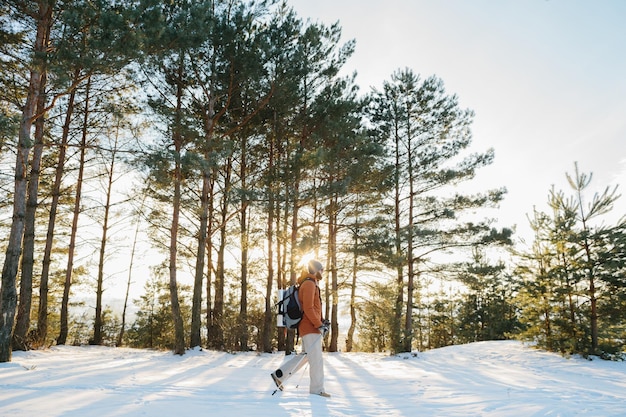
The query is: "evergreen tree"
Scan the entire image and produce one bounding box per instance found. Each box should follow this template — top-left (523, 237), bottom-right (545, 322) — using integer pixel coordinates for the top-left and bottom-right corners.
top-left (313, 75), bottom-right (386, 351)
top-left (254, 9), bottom-right (359, 353)
top-left (516, 163), bottom-right (626, 356)
top-left (368, 69), bottom-right (509, 353)
top-left (357, 281), bottom-right (396, 352)
top-left (2, 0), bottom-right (140, 351)
top-left (456, 249), bottom-right (520, 344)
top-left (126, 272), bottom-right (191, 350)
top-left (425, 289), bottom-right (458, 349)
top-left (137, 0), bottom-right (212, 355)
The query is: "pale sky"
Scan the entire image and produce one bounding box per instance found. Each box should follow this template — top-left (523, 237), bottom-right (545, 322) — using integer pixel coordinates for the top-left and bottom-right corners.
top-left (287, 0), bottom-right (626, 243)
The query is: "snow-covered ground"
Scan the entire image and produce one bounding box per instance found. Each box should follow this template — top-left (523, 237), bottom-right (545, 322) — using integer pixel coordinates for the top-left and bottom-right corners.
top-left (1, 340), bottom-right (624, 416)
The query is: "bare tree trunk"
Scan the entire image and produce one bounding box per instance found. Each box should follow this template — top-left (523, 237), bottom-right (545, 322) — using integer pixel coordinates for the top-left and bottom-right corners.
top-left (192, 90), bottom-right (216, 348)
top-left (93, 123), bottom-right (120, 345)
top-left (213, 216), bottom-right (226, 350)
top-left (328, 197), bottom-right (339, 352)
top-left (191, 167), bottom-right (210, 349)
top-left (239, 207), bottom-right (249, 351)
top-left (169, 60), bottom-right (187, 356)
top-left (117, 192), bottom-right (147, 347)
top-left (263, 197), bottom-right (275, 353)
top-left (205, 173), bottom-right (215, 347)
top-left (37, 69), bottom-right (80, 345)
top-left (346, 242), bottom-right (358, 352)
top-left (58, 75), bottom-right (92, 346)
top-left (392, 124), bottom-right (404, 355)
top-left (285, 168), bottom-right (300, 355)
top-left (169, 149), bottom-right (186, 355)
top-left (0, 0), bottom-right (52, 363)
top-left (262, 133), bottom-right (276, 353)
top-left (404, 119), bottom-right (415, 353)
top-left (239, 137), bottom-right (249, 351)
top-left (13, 66), bottom-right (48, 351)
top-left (277, 188), bottom-right (288, 352)
top-left (212, 156), bottom-right (232, 350)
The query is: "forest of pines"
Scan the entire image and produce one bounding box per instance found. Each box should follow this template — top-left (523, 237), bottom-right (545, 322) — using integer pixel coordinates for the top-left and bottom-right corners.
top-left (1, 0), bottom-right (624, 363)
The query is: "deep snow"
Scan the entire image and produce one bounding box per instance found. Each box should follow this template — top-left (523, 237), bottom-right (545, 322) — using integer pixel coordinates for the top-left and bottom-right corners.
top-left (0, 340), bottom-right (624, 417)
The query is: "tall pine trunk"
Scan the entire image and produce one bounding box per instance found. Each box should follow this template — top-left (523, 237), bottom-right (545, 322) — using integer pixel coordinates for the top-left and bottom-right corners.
top-left (239, 203), bottom-right (249, 351)
top-left (238, 136), bottom-right (249, 351)
top-left (206, 168), bottom-right (216, 347)
top-left (117, 193), bottom-right (146, 347)
top-left (262, 132), bottom-right (276, 353)
top-left (169, 149), bottom-right (186, 355)
top-left (169, 59), bottom-right (187, 356)
top-left (346, 211), bottom-right (360, 353)
top-left (285, 133), bottom-right (305, 354)
top-left (210, 156), bottom-right (232, 350)
top-left (37, 70), bottom-right (79, 345)
top-left (58, 75), bottom-right (91, 345)
top-left (286, 176), bottom-right (300, 355)
top-left (191, 83), bottom-right (216, 348)
top-left (13, 66), bottom-right (48, 351)
top-left (403, 113), bottom-right (415, 353)
top-left (392, 123), bottom-right (404, 355)
top-left (347, 248), bottom-right (358, 353)
top-left (93, 125), bottom-right (119, 345)
top-left (191, 129), bottom-right (213, 348)
top-left (328, 197), bottom-right (339, 352)
top-left (191, 165), bottom-right (210, 349)
top-left (277, 184), bottom-right (289, 352)
top-left (0, 0), bottom-right (52, 363)
top-left (169, 146), bottom-right (186, 355)
top-left (263, 192), bottom-right (275, 353)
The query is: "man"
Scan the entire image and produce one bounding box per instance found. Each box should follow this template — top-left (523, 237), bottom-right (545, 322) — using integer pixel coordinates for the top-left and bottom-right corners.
top-left (271, 259), bottom-right (331, 398)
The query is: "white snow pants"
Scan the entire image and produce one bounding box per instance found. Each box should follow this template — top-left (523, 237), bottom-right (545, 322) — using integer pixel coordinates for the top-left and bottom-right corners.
top-left (277, 333), bottom-right (325, 394)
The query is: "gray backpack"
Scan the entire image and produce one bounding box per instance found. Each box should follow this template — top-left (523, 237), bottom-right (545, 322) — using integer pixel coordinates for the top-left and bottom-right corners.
top-left (277, 278), bottom-right (313, 329)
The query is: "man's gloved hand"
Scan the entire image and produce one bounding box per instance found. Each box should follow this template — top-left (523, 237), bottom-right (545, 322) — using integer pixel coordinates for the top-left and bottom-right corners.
top-left (319, 319), bottom-right (330, 337)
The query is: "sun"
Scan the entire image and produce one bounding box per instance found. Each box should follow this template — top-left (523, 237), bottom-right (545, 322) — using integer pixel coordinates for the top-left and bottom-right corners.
top-left (296, 251), bottom-right (317, 269)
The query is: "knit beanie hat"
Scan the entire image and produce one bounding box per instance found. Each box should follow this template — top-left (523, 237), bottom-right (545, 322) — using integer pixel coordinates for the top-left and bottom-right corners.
top-left (307, 259), bottom-right (324, 275)
top-left (298, 259), bottom-right (324, 284)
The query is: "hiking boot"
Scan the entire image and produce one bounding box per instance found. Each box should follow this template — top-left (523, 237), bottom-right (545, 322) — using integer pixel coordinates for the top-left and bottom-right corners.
top-left (270, 372), bottom-right (283, 391)
top-left (313, 391), bottom-right (331, 398)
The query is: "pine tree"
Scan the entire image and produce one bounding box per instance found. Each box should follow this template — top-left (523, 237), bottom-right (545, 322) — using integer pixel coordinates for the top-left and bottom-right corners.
top-left (313, 74), bottom-right (387, 351)
top-left (516, 163), bottom-right (626, 356)
top-left (138, 0), bottom-right (203, 355)
top-left (549, 163), bottom-right (625, 355)
top-left (456, 249), bottom-right (520, 344)
top-left (368, 69), bottom-right (509, 353)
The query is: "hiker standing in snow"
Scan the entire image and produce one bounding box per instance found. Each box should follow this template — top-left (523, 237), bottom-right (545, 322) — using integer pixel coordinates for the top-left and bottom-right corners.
top-left (271, 259), bottom-right (331, 398)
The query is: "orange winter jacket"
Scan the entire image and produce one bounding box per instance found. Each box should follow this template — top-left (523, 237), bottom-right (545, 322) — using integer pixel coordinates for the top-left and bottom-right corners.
top-left (297, 275), bottom-right (323, 336)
